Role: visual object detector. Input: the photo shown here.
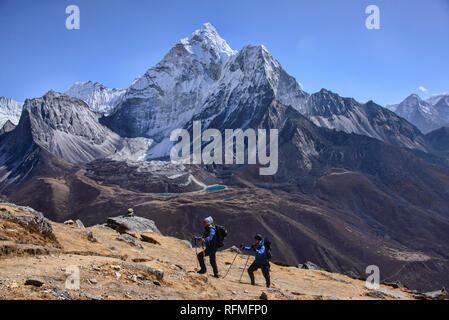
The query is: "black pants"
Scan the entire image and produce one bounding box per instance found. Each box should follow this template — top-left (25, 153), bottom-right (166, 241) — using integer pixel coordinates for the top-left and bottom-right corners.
top-left (248, 261), bottom-right (270, 287)
top-left (197, 248), bottom-right (218, 275)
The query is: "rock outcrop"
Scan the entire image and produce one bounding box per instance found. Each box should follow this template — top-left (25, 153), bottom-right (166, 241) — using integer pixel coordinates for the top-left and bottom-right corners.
top-left (107, 216), bottom-right (160, 234)
top-left (0, 209), bottom-right (55, 241)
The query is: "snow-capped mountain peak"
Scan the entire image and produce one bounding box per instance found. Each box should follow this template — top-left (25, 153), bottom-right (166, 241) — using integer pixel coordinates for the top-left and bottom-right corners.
top-left (104, 23), bottom-right (243, 142)
top-left (178, 22), bottom-right (237, 61)
top-left (0, 97), bottom-right (23, 127)
top-left (397, 94), bottom-right (435, 117)
top-left (426, 93), bottom-right (449, 106)
top-left (389, 93), bottom-right (449, 133)
top-left (65, 81), bottom-right (125, 115)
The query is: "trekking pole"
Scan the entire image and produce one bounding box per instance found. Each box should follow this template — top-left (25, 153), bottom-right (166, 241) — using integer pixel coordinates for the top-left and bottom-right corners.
top-left (194, 238), bottom-right (199, 271)
top-left (222, 251), bottom-right (239, 279)
top-left (239, 254), bottom-right (251, 283)
top-left (201, 242), bottom-right (208, 278)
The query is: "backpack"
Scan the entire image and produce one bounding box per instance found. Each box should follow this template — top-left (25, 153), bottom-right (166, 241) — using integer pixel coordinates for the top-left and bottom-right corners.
top-left (214, 225), bottom-right (227, 248)
top-left (264, 238), bottom-right (272, 260)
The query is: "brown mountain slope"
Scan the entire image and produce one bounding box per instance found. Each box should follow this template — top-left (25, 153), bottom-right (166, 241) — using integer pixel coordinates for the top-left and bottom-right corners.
top-left (2, 152), bottom-right (449, 292)
top-left (0, 204), bottom-right (419, 301)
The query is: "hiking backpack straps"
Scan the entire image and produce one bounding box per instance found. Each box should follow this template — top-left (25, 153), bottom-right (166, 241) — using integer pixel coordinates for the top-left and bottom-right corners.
top-left (215, 225), bottom-right (227, 248)
top-left (264, 238), bottom-right (272, 260)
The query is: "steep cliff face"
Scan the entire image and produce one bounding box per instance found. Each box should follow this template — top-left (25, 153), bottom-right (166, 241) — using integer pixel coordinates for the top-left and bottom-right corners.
top-left (0, 91), bottom-right (154, 191)
top-left (0, 120), bottom-right (16, 135)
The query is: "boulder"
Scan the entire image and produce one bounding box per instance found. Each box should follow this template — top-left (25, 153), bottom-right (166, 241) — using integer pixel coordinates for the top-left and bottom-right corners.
top-left (51, 287), bottom-right (73, 300)
top-left (93, 224), bottom-right (114, 231)
top-left (343, 270), bottom-right (364, 280)
top-left (223, 246), bottom-right (241, 254)
top-left (260, 292), bottom-right (268, 300)
top-left (25, 277), bottom-right (45, 287)
top-left (86, 231), bottom-right (97, 243)
top-left (383, 281), bottom-right (406, 289)
top-left (181, 240), bottom-right (193, 248)
top-left (0, 211), bottom-right (55, 241)
top-left (80, 292), bottom-right (103, 300)
top-left (0, 203), bottom-right (44, 218)
top-left (415, 288), bottom-right (448, 300)
top-left (107, 216), bottom-right (160, 233)
top-left (122, 261), bottom-right (164, 281)
top-left (140, 234), bottom-right (161, 245)
top-left (299, 261), bottom-right (324, 271)
top-left (326, 275), bottom-right (351, 284)
top-left (64, 220), bottom-right (75, 225)
top-left (75, 219), bottom-right (85, 229)
top-left (366, 288), bottom-right (408, 300)
top-left (116, 233), bottom-right (143, 249)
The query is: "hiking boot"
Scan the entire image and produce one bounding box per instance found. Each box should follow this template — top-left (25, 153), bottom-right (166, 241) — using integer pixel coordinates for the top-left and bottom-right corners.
top-left (213, 274), bottom-right (220, 278)
top-left (197, 269), bottom-right (207, 275)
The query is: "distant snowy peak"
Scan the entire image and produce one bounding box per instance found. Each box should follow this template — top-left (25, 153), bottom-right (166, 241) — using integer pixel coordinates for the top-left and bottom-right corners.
top-left (384, 104), bottom-right (398, 112)
top-left (391, 93), bottom-right (449, 134)
top-left (305, 89), bottom-right (357, 117)
top-left (303, 90), bottom-right (426, 151)
top-left (426, 93), bottom-right (449, 106)
top-left (65, 81), bottom-right (125, 115)
top-left (0, 97), bottom-right (23, 127)
top-left (396, 94), bottom-right (435, 119)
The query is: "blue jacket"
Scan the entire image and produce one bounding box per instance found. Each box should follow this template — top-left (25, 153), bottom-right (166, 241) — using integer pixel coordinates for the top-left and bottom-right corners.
top-left (244, 240), bottom-right (268, 264)
top-left (197, 225), bottom-right (218, 249)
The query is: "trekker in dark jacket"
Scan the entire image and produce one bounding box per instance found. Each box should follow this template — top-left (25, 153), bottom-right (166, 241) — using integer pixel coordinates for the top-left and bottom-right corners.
top-left (193, 216), bottom-right (219, 278)
top-left (240, 234), bottom-right (271, 288)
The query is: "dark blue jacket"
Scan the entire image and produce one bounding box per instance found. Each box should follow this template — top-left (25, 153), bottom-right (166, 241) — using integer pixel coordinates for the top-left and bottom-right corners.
top-left (244, 240), bottom-right (268, 264)
top-left (197, 225), bottom-right (218, 249)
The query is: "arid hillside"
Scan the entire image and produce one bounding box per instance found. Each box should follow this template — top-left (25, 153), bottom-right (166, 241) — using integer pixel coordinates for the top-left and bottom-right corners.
top-left (2, 203), bottom-right (446, 301)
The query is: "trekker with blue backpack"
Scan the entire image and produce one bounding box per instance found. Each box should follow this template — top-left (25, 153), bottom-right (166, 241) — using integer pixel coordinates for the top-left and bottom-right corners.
top-left (240, 234), bottom-right (272, 288)
top-left (193, 216), bottom-right (227, 278)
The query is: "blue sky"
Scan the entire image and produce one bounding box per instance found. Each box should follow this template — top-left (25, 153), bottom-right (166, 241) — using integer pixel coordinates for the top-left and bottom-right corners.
top-left (0, 0), bottom-right (448, 106)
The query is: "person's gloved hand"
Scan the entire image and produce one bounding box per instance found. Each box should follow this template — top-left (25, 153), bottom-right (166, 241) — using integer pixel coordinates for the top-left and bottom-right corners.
top-left (239, 244), bottom-right (245, 250)
top-left (251, 245), bottom-right (256, 251)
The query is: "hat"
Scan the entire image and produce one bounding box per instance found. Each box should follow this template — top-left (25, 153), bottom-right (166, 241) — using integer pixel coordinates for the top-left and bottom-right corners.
top-left (203, 216), bottom-right (214, 225)
top-left (254, 234), bottom-right (263, 241)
